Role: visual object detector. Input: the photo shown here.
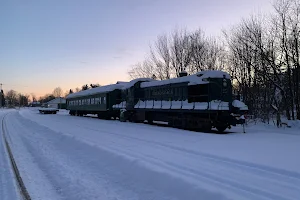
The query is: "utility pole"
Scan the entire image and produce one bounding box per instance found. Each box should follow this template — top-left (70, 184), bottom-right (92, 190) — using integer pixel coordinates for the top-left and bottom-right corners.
top-left (0, 83), bottom-right (3, 108)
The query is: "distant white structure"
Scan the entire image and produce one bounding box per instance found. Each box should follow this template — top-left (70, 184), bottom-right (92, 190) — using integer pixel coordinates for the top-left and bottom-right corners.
top-left (30, 101), bottom-right (41, 107)
top-left (46, 97), bottom-right (66, 109)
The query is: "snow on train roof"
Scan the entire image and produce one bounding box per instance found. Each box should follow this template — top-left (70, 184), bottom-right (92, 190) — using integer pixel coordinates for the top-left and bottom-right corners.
top-left (66, 71), bottom-right (230, 98)
top-left (121, 78), bottom-right (154, 89)
top-left (141, 70), bottom-right (231, 88)
top-left (66, 78), bottom-right (153, 99)
top-left (66, 84), bottom-right (124, 99)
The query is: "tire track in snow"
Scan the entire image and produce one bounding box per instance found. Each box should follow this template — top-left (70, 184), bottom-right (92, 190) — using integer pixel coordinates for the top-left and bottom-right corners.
top-left (90, 141), bottom-right (298, 200)
top-left (72, 122), bottom-right (300, 183)
top-left (1, 112), bottom-right (31, 200)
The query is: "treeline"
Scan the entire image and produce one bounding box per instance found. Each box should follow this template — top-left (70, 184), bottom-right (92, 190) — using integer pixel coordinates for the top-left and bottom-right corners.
top-left (39, 84), bottom-right (101, 103)
top-left (0, 89), bottom-right (30, 107)
top-left (0, 83), bottom-right (102, 107)
top-left (128, 0), bottom-right (300, 121)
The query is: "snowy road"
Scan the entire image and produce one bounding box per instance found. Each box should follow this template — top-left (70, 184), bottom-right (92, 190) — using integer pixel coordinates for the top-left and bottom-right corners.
top-left (2, 108), bottom-right (300, 200)
top-left (0, 110), bottom-right (20, 200)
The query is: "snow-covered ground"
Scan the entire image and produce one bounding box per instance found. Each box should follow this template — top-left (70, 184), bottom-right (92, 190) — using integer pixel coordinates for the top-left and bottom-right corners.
top-left (0, 109), bottom-right (21, 200)
top-left (1, 107), bottom-right (300, 200)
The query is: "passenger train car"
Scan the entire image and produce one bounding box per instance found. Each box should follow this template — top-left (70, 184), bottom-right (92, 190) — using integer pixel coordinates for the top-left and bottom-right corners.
top-left (66, 70), bottom-right (248, 133)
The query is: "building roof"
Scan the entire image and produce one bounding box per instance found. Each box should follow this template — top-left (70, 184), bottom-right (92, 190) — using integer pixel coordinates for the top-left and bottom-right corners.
top-left (47, 97), bottom-right (66, 104)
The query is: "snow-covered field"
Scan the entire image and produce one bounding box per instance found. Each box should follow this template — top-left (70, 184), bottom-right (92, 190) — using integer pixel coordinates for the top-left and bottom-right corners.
top-left (1, 108), bottom-right (300, 200)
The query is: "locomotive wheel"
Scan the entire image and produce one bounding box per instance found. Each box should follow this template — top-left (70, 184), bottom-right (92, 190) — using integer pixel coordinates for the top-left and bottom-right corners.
top-left (146, 115), bottom-right (153, 124)
top-left (147, 119), bottom-right (153, 125)
top-left (216, 125), bottom-right (227, 133)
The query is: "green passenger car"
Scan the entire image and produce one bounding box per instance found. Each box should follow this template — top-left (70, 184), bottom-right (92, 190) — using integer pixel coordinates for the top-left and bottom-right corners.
top-left (66, 84), bottom-right (123, 119)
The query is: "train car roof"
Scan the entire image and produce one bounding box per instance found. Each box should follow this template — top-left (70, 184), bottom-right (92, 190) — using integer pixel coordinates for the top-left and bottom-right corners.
top-left (141, 70), bottom-right (231, 88)
top-left (66, 70), bottom-right (230, 99)
top-left (121, 78), bottom-right (154, 90)
top-left (66, 84), bottom-right (124, 99)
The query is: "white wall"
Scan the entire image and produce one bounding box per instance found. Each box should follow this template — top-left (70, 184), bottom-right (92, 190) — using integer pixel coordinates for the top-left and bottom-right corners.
top-left (48, 103), bottom-right (58, 109)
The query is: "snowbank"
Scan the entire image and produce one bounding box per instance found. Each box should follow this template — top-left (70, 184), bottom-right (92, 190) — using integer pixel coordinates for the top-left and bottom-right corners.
top-left (232, 100), bottom-right (248, 110)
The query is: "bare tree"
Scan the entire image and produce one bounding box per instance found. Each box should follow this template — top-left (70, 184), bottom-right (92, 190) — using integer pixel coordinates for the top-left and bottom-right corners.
top-left (18, 94), bottom-right (29, 107)
top-left (170, 28), bottom-right (193, 77)
top-left (53, 87), bottom-right (63, 98)
top-left (31, 93), bottom-right (37, 102)
top-left (6, 90), bottom-right (18, 106)
top-left (190, 29), bottom-right (207, 72)
top-left (81, 84), bottom-right (89, 91)
top-left (128, 59), bottom-right (158, 80)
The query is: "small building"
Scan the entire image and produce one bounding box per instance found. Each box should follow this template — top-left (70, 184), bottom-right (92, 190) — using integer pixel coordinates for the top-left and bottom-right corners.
top-left (30, 101), bottom-right (41, 107)
top-left (46, 97), bottom-right (66, 109)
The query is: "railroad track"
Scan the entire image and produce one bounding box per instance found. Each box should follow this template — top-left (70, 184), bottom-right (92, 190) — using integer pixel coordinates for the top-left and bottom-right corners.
top-left (1, 114), bottom-right (31, 200)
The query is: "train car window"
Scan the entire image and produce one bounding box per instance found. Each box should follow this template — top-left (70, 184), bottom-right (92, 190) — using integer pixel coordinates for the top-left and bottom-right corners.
top-left (103, 97), bottom-right (106, 104)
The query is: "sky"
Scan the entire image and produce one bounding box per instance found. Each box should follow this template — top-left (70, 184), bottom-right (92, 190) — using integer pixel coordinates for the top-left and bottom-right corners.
top-left (0, 0), bottom-right (273, 98)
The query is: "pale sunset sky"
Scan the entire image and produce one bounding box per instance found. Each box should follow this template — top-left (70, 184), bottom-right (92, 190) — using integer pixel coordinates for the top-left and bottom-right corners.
top-left (0, 0), bottom-right (273, 97)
